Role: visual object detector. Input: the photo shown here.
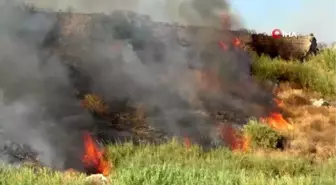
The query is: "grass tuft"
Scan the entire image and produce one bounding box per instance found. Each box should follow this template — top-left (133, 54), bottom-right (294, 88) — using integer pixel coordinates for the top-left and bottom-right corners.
top-left (243, 119), bottom-right (284, 149)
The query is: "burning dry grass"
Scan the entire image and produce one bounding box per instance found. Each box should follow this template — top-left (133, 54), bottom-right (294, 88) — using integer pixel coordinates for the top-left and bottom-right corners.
top-left (82, 131), bottom-right (111, 176)
top-left (273, 83), bottom-right (336, 161)
top-left (234, 82), bottom-right (335, 162)
top-left (218, 124), bottom-right (251, 152)
top-left (0, 141), bottom-right (335, 185)
top-left (0, 5), bottom-right (333, 185)
top-left (246, 49), bottom-right (336, 160)
top-left (63, 28), bottom-right (334, 161)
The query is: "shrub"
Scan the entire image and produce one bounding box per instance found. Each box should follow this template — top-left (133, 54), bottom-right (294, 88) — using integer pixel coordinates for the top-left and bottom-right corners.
top-left (243, 119), bottom-right (284, 149)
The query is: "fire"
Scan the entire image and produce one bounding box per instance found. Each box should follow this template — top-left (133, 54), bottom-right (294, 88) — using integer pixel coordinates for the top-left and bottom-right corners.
top-left (261, 113), bottom-right (293, 130)
top-left (184, 136), bottom-right (191, 149)
top-left (82, 131), bottom-right (110, 176)
top-left (218, 124), bottom-right (250, 152)
top-left (218, 38), bottom-right (241, 51)
top-left (260, 97), bottom-right (293, 130)
top-left (233, 37), bottom-right (241, 47)
top-left (273, 98), bottom-right (283, 106)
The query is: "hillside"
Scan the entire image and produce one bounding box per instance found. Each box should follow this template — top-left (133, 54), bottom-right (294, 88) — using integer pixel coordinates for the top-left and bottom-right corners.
top-left (0, 4), bottom-right (334, 185)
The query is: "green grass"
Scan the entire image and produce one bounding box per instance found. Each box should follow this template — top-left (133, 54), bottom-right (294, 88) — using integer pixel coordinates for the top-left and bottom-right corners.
top-left (0, 141), bottom-right (335, 185)
top-left (251, 49), bottom-right (336, 97)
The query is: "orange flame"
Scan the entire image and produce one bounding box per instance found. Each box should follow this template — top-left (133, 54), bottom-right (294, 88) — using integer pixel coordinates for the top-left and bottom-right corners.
top-left (233, 37), bottom-right (241, 47)
top-left (218, 124), bottom-right (250, 152)
top-left (261, 113), bottom-right (293, 130)
top-left (184, 136), bottom-right (191, 149)
top-left (82, 132), bottom-right (110, 176)
top-left (219, 38), bottom-right (241, 51)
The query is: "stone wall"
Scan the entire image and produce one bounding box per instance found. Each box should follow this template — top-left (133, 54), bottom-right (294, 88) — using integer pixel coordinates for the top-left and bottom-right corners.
top-left (243, 33), bottom-right (317, 60)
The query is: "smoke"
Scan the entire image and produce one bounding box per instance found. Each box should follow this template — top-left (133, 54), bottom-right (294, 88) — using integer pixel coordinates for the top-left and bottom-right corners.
top-left (0, 1), bottom-right (93, 170)
top-left (0, 0), bottom-right (275, 171)
top-left (65, 0), bottom-right (274, 140)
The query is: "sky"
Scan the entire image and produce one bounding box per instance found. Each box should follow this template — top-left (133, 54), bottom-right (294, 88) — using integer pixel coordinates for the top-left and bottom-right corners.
top-left (230, 0), bottom-right (301, 30)
top-left (26, 0), bottom-right (336, 43)
top-left (229, 0), bottom-right (336, 43)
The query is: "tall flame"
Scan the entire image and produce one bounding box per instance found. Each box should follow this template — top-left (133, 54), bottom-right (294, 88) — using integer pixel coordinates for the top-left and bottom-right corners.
top-left (82, 131), bottom-right (110, 176)
top-left (218, 124), bottom-right (250, 152)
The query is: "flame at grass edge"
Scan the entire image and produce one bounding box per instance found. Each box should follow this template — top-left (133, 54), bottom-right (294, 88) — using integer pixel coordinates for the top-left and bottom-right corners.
top-left (82, 131), bottom-right (110, 176)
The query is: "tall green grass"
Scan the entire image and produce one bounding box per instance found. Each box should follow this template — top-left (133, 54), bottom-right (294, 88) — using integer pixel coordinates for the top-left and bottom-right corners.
top-left (1, 141), bottom-right (335, 185)
top-left (251, 49), bottom-right (336, 97)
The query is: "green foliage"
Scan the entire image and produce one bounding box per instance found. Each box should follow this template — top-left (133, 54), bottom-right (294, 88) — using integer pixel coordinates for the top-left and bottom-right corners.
top-left (243, 119), bottom-right (283, 149)
top-left (251, 49), bottom-right (336, 97)
top-left (1, 142), bottom-right (335, 185)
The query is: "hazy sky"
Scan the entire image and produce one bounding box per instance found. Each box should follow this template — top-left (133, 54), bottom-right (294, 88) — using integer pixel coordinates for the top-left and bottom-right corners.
top-left (26, 0), bottom-right (336, 43)
top-left (229, 0), bottom-right (336, 43)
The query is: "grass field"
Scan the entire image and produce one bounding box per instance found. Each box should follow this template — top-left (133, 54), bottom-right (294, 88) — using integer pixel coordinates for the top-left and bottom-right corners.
top-left (251, 48), bottom-right (336, 98)
top-left (0, 49), bottom-right (335, 185)
top-left (0, 141), bottom-right (335, 185)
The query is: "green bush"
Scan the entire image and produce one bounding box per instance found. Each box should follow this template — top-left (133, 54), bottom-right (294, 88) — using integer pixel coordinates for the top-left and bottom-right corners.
top-left (243, 119), bottom-right (284, 149)
top-left (251, 49), bottom-right (336, 97)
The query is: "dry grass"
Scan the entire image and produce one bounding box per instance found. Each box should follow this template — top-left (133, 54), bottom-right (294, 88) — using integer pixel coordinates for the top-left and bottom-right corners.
top-left (81, 94), bottom-right (109, 115)
top-left (80, 94), bottom-right (156, 141)
top-left (250, 48), bottom-right (335, 161)
top-left (274, 83), bottom-right (335, 161)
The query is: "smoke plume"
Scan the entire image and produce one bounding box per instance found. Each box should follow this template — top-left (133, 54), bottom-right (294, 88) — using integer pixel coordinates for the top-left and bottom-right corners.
top-left (0, 0), bottom-right (274, 171)
top-left (0, 1), bottom-right (93, 170)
